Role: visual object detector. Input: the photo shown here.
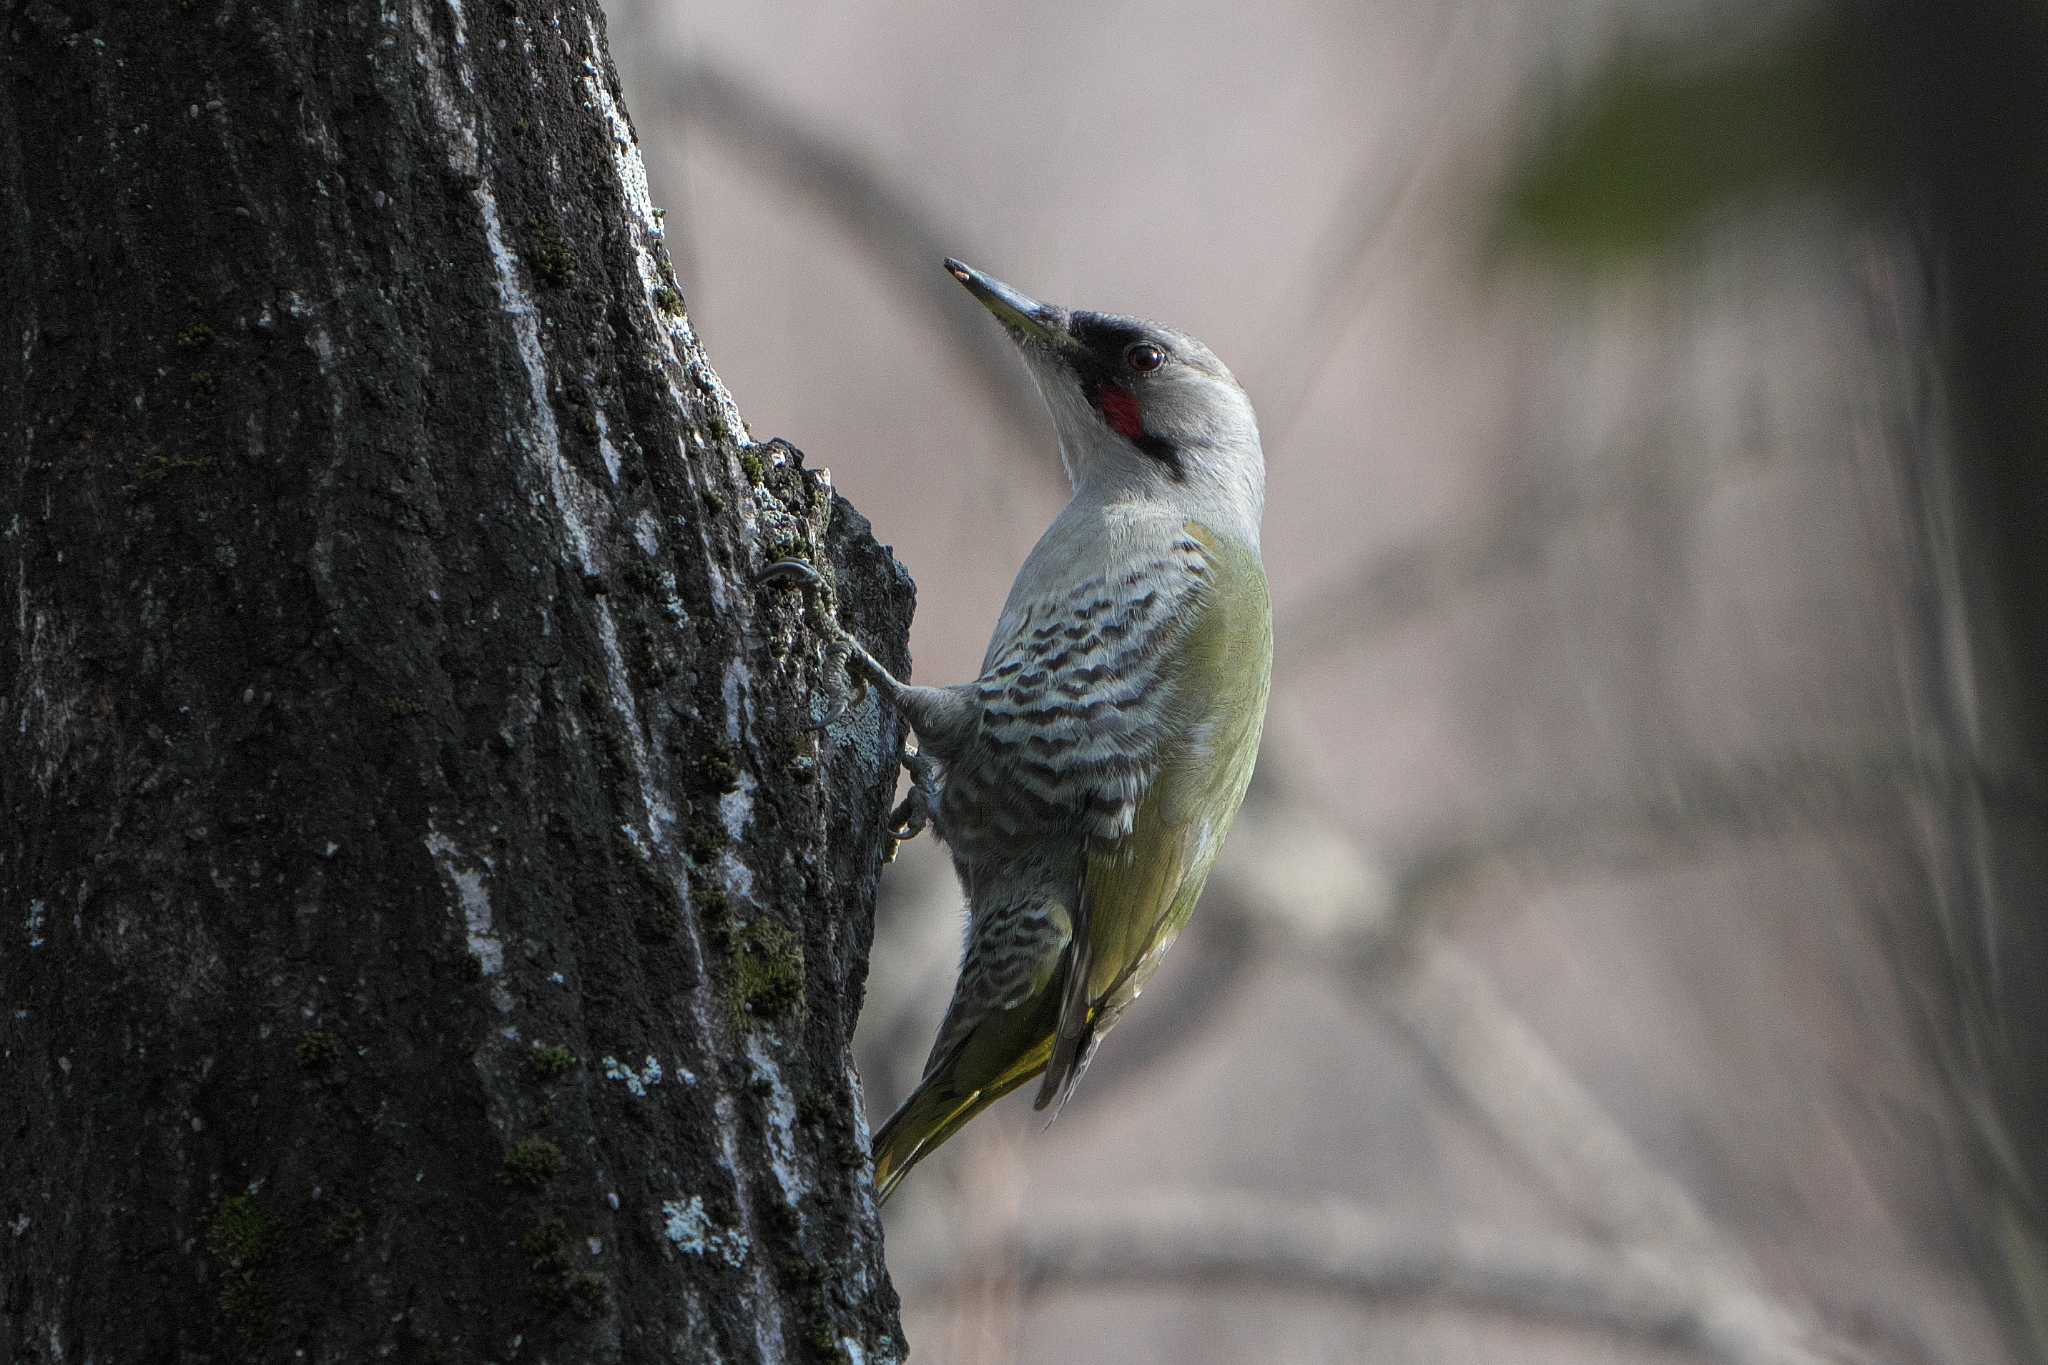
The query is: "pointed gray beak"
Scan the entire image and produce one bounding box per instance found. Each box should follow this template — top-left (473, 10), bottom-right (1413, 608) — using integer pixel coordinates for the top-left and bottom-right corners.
top-left (945, 259), bottom-right (1064, 346)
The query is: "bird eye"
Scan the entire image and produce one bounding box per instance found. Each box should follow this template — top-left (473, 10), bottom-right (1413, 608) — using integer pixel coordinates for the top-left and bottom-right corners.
top-left (1125, 342), bottom-right (1167, 374)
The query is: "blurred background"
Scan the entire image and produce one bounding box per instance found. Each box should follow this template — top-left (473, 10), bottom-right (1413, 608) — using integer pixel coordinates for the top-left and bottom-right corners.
top-left (605, 2), bottom-right (2048, 1360)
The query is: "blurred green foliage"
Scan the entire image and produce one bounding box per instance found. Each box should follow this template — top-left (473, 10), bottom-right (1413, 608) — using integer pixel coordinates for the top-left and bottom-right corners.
top-left (1502, 19), bottom-right (1875, 261)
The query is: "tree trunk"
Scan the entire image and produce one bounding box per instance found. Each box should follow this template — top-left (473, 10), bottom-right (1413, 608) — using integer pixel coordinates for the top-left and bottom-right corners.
top-left (0, 2), bottom-right (910, 1361)
top-left (1886, 3), bottom-right (2048, 1355)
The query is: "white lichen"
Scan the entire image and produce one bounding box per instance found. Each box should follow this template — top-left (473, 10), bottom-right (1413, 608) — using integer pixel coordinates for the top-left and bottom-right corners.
top-left (423, 832), bottom-right (496, 973)
top-left (718, 660), bottom-right (759, 847)
top-left (716, 849), bottom-right (755, 901)
top-left (593, 611), bottom-right (679, 845)
top-left (632, 509), bottom-right (661, 557)
top-left (657, 569), bottom-right (690, 626)
top-left (745, 1034), bottom-right (804, 1208)
top-left (661, 1194), bottom-right (748, 1269)
top-left (25, 898), bottom-right (46, 950)
top-left (423, 828), bottom-right (511, 1013)
top-left (594, 401), bottom-right (622, 485)
top-left (17, 585), bottom-right (81, 792)
top-left (600, 1053), bottom-right (663, 1099)
top-left (719, 771), bottom-right (759, 846)
top-left (708, 1089), bottom-right (789, 1362)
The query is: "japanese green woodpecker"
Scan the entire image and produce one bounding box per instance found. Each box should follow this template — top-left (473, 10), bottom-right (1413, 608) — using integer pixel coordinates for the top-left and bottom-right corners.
top-left (782, 260), bottom-right (1271, 1202)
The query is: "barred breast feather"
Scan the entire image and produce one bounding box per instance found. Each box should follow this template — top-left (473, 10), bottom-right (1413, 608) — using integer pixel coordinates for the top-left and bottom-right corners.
top-left (941, 524), bottom-right (1216, 854)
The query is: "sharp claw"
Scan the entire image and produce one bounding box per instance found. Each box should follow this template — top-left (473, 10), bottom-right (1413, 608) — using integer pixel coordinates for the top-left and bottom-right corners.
top-left (807, 687), bottom-right (856, 733)
top-left (886, 801), bottom-right (928, 855)
top-left (760, 557), bottom-right (858, 726)
top-left (888, 798), bottom-right (926, 842)
top-left (886, 747), bottom-right (940, 844)
top-left (757, 558), bottom-right (822, 588)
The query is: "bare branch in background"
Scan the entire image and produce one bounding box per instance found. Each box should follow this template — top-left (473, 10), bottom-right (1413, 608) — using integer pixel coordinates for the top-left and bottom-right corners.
top-left (656, 57), bottom-right (1055, 463)
top-left (1046, 747), bottom-right (1999, 1361)
top-left (1252, 4), bottom-right (1484, 448)
top-left (1120, 742), bottom-right (2029, 1089)
top-left (1377, 743), bottom-right (2035, 918)
top-left (1278, 468), bottom-right (1589, 669)
top-left (1376, 937), bottom-right (1821, 1335)
top-left (899, 1192), bottom-right (1868, 1365)
top-left (1382, 936), bottom-right (1728, 1244)
top-left (1272, 380), bottom-right (1689, 673)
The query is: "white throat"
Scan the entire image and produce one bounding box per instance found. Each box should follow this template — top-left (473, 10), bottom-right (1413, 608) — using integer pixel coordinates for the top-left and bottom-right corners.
top-left (1027, 361), bottom-right (1266, 554)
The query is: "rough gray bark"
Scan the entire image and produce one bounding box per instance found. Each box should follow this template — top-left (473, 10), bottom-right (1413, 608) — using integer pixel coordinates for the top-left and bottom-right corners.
top-left (0, 2), bottom-right (910, 1361)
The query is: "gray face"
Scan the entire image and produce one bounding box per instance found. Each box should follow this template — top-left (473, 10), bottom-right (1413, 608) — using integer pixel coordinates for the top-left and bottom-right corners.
top-left (948, 260), bottom-right (1265, 540)
top-left (1057, 311), bottom-right (1212, 477)
top-left (1030, 307), bottom-right (1259, 496)
top-left (989, 300), bottom-right (1251, 479)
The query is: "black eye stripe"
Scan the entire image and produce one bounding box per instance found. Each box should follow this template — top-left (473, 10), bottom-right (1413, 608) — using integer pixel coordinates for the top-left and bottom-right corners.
top-left (1064, 312), bottom-right (1186, 480)
top-left (1132, 432), bottom-right (1186, 478)
top-left (1069, 312), bottom-right (1153, 354)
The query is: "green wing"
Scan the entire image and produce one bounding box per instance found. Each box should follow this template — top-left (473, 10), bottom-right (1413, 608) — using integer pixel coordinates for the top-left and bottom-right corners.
top-left (1041, 523), bottom-right (1273, 1105)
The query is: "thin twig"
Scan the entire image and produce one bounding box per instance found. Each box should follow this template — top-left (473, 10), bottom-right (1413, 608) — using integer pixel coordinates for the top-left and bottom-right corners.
top-left (900, 1191), bottom-right (1863, 1365)
top-left (656, 58), bottom-right (1052, 455)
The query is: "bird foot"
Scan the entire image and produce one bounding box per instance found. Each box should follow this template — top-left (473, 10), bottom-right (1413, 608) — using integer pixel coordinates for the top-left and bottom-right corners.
top-left (758, 557), bottom-right (904, 708)
top-left (760, 558), bottom-right (939, 844)
top-left (759, 558), bottom-right (866, 729)
top-left (888, 746), bottom-right (942, 844)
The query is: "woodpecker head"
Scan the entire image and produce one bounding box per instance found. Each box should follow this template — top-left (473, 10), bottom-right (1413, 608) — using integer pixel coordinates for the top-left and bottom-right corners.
top-left (947, 259), bottom-right (1264, 545)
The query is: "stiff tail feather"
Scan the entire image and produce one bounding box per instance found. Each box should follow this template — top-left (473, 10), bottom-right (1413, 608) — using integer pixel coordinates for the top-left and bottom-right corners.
top-left (1036, 896), bottom-right (1095, 1112)
top-left (870, 1037), bottom-right (1052, 1203)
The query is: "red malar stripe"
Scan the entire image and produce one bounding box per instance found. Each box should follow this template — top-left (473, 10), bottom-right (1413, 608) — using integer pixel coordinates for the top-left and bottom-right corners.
top-left (1099, 385), bottom-right (1144, 441)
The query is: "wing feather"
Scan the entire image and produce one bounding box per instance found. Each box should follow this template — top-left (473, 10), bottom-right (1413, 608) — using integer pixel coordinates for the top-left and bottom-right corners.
top-left (1035, 524), bottom-right (1271, 1107)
